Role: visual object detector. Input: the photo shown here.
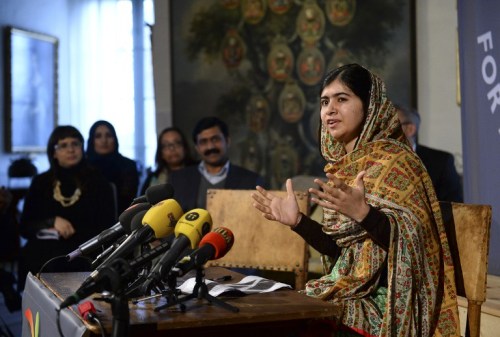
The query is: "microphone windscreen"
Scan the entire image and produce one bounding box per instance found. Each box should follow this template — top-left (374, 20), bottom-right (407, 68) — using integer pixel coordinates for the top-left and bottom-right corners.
top-left (175, 208), bottom-right (212, 249)
top-left (118, 202), bottom-right (151, 233)
top-left (130, 210), bottom-right (149, 233)
top-left (199, 227), bottom-right (234, 259)
top-left (142, 199), bottom-right (183, 238)
top-left (145, 183), bottom-right (175, 205)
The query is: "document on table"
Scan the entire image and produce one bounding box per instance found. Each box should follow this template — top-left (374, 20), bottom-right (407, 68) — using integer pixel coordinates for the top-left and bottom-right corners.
top-left (178, 275), bottom-right (292, 297)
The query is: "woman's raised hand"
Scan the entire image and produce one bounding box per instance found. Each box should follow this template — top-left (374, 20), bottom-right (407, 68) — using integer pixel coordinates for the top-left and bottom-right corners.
top-left (309, 171), bottom-right (370, 222)
top-left (251, 178), bottom-right (301, 228)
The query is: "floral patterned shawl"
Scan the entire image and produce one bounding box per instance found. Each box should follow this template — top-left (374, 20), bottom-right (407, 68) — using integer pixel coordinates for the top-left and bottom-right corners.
top-left (304, 69), bottom-right (460, 337)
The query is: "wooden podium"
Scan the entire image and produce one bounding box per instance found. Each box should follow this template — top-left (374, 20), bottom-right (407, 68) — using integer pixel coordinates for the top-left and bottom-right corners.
top-left (36, 267), bottom-right (340, 337)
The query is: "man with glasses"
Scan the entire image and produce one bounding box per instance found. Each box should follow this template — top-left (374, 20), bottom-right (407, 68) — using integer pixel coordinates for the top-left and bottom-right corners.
top-left (169, 116), bottom-right (265, 211)
top-left (396, 105), bottom-right (463, 202)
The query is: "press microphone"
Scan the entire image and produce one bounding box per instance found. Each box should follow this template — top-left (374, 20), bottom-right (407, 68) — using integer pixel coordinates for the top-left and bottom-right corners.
top-left (140, 209), bottom-right (213, 294)
top-left (66, 202), bottom-right (151, 261)
top-left (130, 183), bottom-right (174, 206)
top-left (90, 209), bottom-right (148, 269)
top-left (59, 232), bottom-right (178, 309)
top-left (170, 227), bottom-right (234, 278)
top-left (94, 199), bottom-right (183, 271)
top-left (77, 199), bottom-right (183, 293)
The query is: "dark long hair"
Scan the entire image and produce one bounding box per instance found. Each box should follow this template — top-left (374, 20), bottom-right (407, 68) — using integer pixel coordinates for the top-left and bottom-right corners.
top-left (154, 127), bottom-right (195, 175)
top-left (320, 63), bottom-right (372, 114)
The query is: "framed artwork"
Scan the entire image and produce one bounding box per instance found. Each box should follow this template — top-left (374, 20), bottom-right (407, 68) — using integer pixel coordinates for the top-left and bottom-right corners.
top-left (3, 26), bottom-right (58, 153)
top-left (171, 0), bottom-right (416, 188)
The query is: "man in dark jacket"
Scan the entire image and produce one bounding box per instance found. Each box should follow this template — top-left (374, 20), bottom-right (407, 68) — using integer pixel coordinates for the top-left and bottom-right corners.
top-left (169, 116), bottom-right (264, 212)
top-left (397, 105), bottom-right (463, 202)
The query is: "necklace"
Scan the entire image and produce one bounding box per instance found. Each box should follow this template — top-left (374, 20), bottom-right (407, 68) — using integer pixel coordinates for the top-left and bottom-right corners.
top-left (53, 180), bottom-right (82, 207)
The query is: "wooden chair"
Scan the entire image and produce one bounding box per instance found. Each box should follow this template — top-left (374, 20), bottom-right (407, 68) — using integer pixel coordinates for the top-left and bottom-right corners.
top-left (206, 189), bottom-right (310, 289)
top-left (440, 201), bottom-right (492, 337)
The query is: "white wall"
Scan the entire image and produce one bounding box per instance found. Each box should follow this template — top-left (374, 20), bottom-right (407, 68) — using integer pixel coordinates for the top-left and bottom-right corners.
top-left (416, 0), bottom-right (463, 173)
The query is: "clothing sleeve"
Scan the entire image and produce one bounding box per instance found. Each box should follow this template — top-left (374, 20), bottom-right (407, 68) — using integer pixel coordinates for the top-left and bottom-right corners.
top-left (19, 176), bottom-right (56, 239)
top-left (116, 158), bottom-right (140, 213)
top-left (292, 215), bottom-right (341, 258)
top-left (358, 206), bottom-right (390, 251)
top-left (438, 153), bottom-right (463, 202)
top-left (292, 205), bottom-right (391, 257)
top-left (139, 172), bottom-right (153, 196)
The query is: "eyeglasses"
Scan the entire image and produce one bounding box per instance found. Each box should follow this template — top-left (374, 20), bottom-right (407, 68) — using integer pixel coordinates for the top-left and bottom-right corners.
top-left (161, 141), bottom-right (183, 151)
top-left (197, 135), bottom-right (223, 147)
top-left (54, 140), bottom-right (82, 151)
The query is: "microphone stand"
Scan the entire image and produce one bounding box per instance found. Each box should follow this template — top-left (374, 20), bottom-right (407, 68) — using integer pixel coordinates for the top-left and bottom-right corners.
top-left (154, 267), bottom-right (239, 313)
top-left (89, 260), bottom-right (131, 337)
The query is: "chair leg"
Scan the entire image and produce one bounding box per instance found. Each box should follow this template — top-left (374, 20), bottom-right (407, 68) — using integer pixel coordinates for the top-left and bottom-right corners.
top-left (467, 301), bottom-right (482, 337)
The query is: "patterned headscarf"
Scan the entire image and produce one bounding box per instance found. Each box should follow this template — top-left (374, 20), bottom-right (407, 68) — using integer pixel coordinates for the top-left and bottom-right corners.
top-left (305, 65), bottom-right (460, 337)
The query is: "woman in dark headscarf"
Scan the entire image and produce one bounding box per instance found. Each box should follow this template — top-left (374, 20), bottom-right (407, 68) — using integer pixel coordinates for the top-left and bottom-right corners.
top-left (252, 64), bottom-right (460, 336)
top-left (87, 120), bottom-right (139, 214)
top-left (19, 125), bottom-right (116, 289)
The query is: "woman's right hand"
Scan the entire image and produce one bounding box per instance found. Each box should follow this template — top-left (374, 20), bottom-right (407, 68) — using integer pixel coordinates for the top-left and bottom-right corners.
top-left (54, 216), bottom-right (75, 239)
top-left (251, 178), bottom-right (301, 228)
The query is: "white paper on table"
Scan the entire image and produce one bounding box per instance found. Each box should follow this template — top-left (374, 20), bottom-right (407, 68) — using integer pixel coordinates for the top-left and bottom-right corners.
top-left (178, 275), bottom-right (292, 297)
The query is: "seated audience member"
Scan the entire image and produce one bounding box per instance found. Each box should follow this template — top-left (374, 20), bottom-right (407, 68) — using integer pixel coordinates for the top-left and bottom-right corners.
top-left (396, 105), bottom-right (463, 202)
top-left (0, 187), bottom-right (22, 312)
top-left (169, 116), bottom-right (264, 211)
top-left (87, 120), bottom-right (139, 213)
top-left (140, 126), bottom-right (196, 195)
top-left (18, 126), bottom-right (116, 289)
top-left (252, 64), bottom-right (460, 336)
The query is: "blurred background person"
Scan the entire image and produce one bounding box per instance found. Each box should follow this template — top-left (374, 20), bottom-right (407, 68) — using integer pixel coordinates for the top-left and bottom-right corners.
top-left (87, 120), bottom-right (139, 213)
top-left (18, 125), bottom-right (116, 289)
top-left (140, 126), bottom-right (195, 195)
top-left (396, 105), bottom-right (463, 202)
top-left (169, 116), bottom-right (265, 212)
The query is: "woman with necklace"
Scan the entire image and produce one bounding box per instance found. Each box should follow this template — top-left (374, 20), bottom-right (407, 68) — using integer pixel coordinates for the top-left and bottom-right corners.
top-left (18, 125), bottom-right (117, 290)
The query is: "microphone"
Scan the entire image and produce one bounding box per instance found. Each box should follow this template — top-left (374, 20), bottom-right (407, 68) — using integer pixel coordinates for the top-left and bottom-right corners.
top-left (78, 199), bottom-right (183, 293)
top-left (59, 233), bottom-right (177, 309)
top-left (90, 209), bottom-right (148, 269)
top-left (66, 202), bottom-right (151, 261)
top-left (130, 183), bottom-right (174, 206)
top-left (94, 199), bottom-right (183, 271)
top-left (140, 209), bottom-right (213, 294)
top-left (170, 227), bottom-right (234, 278)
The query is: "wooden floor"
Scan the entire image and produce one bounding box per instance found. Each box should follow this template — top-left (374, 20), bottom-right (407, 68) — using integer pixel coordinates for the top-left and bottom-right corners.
top-left (457, 274), bottom-right (500, 337)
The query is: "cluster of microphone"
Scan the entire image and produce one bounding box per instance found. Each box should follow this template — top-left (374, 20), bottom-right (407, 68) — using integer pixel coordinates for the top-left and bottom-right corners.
top-left (59, 183), bottom-right (234, 310)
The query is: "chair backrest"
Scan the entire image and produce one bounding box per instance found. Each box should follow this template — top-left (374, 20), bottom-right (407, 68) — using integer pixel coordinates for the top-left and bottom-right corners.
top-left (206, 189), bottom-right (310, 289)
top-left (440, 201), bottom-right (492, 337)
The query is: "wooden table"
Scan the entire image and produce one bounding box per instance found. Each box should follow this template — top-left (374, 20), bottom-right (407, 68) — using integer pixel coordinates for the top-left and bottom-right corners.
top-left (40, 267), bottom-right (340, 337)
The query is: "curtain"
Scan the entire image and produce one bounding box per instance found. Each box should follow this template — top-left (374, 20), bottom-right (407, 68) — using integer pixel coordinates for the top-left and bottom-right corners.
top-left (67, 0), bottom-right (156, 167)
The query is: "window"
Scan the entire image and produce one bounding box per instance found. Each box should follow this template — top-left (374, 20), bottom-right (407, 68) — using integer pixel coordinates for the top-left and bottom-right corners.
top-left (68, 0), bottom-right (156, 169)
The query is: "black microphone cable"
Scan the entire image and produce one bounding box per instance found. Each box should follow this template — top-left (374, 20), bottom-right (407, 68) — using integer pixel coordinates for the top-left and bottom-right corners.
top-left (37, 255), bottom-right (92, 279)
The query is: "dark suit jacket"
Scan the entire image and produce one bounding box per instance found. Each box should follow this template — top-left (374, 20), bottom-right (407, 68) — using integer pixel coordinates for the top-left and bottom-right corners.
top-left (416, 144), bottom-right (463, 202)
top-left (168, 163), bottom-right (264, 211)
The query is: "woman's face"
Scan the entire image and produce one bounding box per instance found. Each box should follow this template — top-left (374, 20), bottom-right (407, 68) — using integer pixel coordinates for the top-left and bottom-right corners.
top-left (320, 79), bottom-right (365, 153)
top-left (160, 131), bottom-right (186, 170)
top-left (53, 137), bottom-right (83, 168)
top-left (93, 125), bottom-right (116, 155)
